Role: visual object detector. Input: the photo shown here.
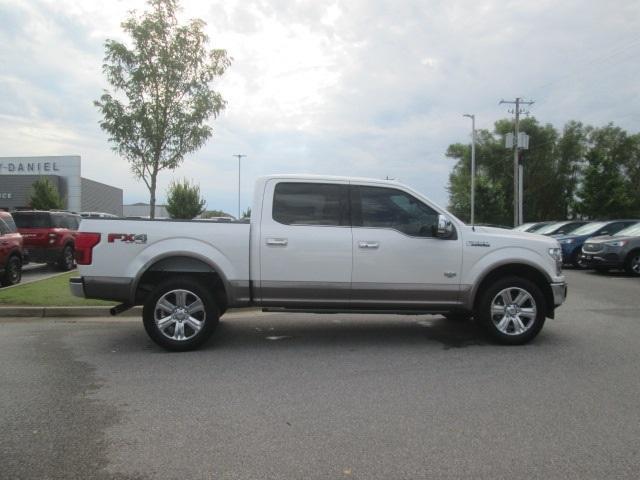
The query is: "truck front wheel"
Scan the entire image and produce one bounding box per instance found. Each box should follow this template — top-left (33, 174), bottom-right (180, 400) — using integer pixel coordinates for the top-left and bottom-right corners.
top-left (476, 276), bottom-right (546, 345)
top-left (143, 276), bottom-right (219, 351)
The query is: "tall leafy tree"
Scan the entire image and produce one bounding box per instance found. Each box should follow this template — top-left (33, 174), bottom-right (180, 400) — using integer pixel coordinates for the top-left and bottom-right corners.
top-left (29, 178), bottom-right (64, 210)
top-left (447, 117), bottom-right (602, 225)
top-left (165, 178), bottom-right (206, 219)
top-left (576, 124), bottom-right (635, 219)
top-left (95, 0), bottom-right (231, 218)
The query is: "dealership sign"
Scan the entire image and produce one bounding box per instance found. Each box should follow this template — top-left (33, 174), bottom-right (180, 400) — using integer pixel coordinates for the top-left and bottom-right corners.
top-left (0, 161), bottom-right (61, 173)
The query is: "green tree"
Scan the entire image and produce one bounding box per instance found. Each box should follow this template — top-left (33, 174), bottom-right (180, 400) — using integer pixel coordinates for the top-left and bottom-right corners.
top-left (447, 117), bottom-right (591, 225)
top-left (28, 178), bottom-right (64, 210)
top-left (95, 0), bottom-right (231, 218)
top-left (165, 178), bottom-right (206, 219)
top-left (576, 124), bottom-right (636, 219)
top-left (241, 207), bottom-right (251, 219)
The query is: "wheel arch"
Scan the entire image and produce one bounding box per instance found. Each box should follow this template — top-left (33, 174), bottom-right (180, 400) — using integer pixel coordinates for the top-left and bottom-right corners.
top-left (470, 262), bottom-right (554, 318)
top-left (132, 254), bottom-right (231, 312)
top-left (624, 248), bottom-right (640, 274)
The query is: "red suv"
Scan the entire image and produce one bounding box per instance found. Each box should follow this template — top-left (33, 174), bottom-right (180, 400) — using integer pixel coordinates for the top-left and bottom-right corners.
top-left (13, 211), bottom-right (80, 271)
top-left (0, 211), bottom-right (24, 286)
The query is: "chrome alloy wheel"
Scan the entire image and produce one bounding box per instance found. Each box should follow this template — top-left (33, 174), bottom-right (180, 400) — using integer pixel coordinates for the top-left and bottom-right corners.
top-left (490, 287), bottom-right (537, 336)
top-left (154, 289), bottom-right (206, 341)
top-left (631, 254), bottom-right (640, 275)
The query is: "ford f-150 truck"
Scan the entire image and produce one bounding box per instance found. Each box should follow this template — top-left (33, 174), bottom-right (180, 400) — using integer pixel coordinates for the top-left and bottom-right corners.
top-left (70, 175), bottom-right (567, 350)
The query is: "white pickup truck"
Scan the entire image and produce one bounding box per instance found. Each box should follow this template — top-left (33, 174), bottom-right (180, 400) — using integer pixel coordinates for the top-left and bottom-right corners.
top-left (70, 174), bottom-right (567, 350)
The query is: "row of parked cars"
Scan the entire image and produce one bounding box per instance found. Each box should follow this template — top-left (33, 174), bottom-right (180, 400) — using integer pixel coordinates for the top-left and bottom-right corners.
top-left (0, 210), bottom-right (115, 287)
top-left (513, 219), bottom-right (640, 276)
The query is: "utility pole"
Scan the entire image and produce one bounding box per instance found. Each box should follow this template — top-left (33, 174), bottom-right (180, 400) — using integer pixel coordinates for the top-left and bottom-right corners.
top-left (233, 154), bottom-right (246, 219)
top-left (499, 98), bottom-right (533, 226)
top-left (463, 114), bottom-right (476, 227)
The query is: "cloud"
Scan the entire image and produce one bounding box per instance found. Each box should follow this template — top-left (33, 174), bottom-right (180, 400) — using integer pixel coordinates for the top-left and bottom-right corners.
top-left (0, 0), bottom-right (639, 215)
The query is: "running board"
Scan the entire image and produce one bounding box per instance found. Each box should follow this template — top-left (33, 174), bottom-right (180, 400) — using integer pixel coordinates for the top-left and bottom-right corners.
top-left (262, 307), bottom-right (453, 316)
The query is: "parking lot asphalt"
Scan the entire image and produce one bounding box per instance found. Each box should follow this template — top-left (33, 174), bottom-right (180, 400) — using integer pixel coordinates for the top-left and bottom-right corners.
top-left (1, 270), bottom-right (639, 480)
top-left (18, 263), bottom-right (71, 286)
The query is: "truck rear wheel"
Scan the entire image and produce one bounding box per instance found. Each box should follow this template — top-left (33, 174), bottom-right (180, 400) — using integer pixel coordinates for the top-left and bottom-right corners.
top-left (143, 276), bottom-right (219, 351)
top-left (476, 276), bottom-right (546, 345)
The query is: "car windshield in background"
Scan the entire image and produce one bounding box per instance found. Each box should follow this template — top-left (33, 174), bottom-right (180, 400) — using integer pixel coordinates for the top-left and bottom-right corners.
top-left (570, 222), bottom-right (606, 236)
top-left (535, 222), bottom-right (564, 234)
top-left (12, 213), bottom-right (52, 228)
top-left (615, 223), bottom-right (640, 237)
top-left (513, 223), bottom-right (534, 231)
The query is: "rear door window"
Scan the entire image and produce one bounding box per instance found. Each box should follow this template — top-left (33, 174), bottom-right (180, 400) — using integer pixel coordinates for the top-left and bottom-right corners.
top-left (273, 183), bottom-right (349, 226)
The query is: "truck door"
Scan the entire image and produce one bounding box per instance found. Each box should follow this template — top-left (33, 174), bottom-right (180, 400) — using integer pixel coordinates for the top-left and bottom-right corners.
top-left (258, 180), bottom-right (352, 308)
top-left (350, 184), bottom-right (462, 309)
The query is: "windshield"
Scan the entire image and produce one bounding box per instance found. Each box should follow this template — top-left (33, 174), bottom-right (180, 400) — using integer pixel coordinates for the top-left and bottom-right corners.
top-left (615, 223), bottom-right (640, 237)
top-left (570, 222), bottom-right (607, 236)
top-left (535, 222), bottom-right (565, 235)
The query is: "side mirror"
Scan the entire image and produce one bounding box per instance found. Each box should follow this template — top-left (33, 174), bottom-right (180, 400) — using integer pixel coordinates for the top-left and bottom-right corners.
top-left (436, 214), bottom-right (454, 239)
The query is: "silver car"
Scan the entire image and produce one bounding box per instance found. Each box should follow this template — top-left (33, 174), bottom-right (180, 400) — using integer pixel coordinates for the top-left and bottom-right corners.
top-left (580, 222), bottom-right (640, 275)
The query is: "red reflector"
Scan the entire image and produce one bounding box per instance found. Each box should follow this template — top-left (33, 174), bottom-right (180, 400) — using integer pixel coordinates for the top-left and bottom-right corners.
top-left (75, 232), bottom-right (101, 265)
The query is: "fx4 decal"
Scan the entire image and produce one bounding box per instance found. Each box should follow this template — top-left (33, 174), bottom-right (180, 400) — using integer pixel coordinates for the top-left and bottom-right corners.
top-left (108, 233), bottom-right (148, 244)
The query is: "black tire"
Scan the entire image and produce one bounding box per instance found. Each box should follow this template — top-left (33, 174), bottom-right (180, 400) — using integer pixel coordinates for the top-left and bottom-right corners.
top-left (142, 276), bottom-right (219, 351)
top-left (443, 312), bottom-right (473, 322)
top-left (476, 276), bottom-right (546, 345)
top-left (624, 250), bottom-right (640, 277)
top-left (58, 245), bottom-right (75, 271)
top-left (1, 256), bottom-right (22, 286)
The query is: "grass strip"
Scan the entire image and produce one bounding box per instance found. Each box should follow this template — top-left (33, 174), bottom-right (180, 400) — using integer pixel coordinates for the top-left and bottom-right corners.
top-left (0, 272), bottom-right (115, 306)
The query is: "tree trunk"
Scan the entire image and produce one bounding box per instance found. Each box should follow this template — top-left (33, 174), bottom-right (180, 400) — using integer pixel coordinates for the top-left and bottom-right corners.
top-left (149, 170), bottom-right (158, 220)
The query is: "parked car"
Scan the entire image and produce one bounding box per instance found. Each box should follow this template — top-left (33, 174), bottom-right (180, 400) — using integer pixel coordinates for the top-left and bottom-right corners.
top-left (580, 222), bottom-right (640, 275)
top-left (534, 220), bottom-right (589, 236)
top-left (70, 174), bottom-right (567, 350)
top-left (13, 211), bottom-right (81, 271)
top-left (0, 211), bottom-right (23, 286)
top-left (512, 221), bottom-right (554, 233)
top-left (555, 220), bottom-right (639, 267)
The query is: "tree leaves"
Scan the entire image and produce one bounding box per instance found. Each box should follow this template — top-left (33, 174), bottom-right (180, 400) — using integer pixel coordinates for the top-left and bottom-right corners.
top-left (165, 178), bottom-right (206, 219)
top-left (447, 119), bottom-right (639, 225)
top-left (95, 0), bottom-right (231, 218)
top-left (29, 178), bottom-right (64, 210)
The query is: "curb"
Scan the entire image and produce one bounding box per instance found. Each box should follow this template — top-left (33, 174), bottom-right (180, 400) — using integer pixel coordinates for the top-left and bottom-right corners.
top-left (0, 306), bottom-right (143, 318)
top-left (0, 306), bottom-right (261, 318)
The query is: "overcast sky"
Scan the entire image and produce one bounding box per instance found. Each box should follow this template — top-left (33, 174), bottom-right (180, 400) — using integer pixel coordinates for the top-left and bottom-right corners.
top-left (1, 0), bottom-right (639, 215)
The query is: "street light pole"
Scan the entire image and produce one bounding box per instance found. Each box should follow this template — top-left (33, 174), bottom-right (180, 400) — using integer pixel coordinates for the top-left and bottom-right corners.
top-left (463, 114), bottom-right (476, 228)
top-left (233, 154), bottom-right (246, 219)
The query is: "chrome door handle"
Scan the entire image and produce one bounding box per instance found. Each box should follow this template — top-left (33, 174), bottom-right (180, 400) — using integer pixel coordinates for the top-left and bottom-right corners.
top-left (358, 241), bottom-right (379, 249)
top-left (266, 238), bottom-right (288, 246)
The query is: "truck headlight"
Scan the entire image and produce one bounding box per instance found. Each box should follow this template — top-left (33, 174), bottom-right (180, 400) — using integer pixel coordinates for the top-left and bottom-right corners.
top-left (548, 247), bottom-right (563, 274)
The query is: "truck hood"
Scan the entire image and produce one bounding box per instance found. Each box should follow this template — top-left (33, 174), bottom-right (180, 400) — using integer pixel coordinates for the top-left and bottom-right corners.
top-left (465, 225), bottom-right (559, 247)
